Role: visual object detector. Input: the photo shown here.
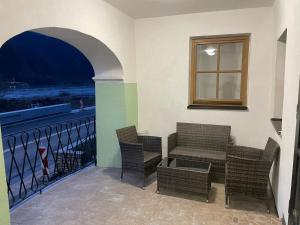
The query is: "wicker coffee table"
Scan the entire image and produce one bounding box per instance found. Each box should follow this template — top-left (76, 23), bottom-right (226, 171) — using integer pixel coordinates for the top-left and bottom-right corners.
top-left (157, 157), bottom-right (212, 202)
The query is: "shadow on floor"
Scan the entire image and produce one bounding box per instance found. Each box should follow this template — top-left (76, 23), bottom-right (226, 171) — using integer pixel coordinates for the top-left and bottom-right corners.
top-left (101, 168), bottom-right (157, 188)
top-left (157, 186), bottom-right (218, 203)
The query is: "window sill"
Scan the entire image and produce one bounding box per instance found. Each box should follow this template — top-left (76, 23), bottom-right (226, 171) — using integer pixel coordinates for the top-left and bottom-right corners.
top-left (271, 118), bottom-right (282, 137)
top-left (187, 104), bottom-right (248, 110)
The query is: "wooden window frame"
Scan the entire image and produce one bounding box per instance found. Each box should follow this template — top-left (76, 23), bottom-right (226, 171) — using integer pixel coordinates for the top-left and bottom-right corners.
top-left (188, 34), bottom-right (250, 110)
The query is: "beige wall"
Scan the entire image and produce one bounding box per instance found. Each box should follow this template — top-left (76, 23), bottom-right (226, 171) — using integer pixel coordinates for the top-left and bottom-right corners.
top-left (135, 5), bottom-right (300, 223)
top-left (271, 0), bottom-right (300, 222)
top-left (135, 7), bottom-right (275, 152)
top-left (0, 0), bottom-right (136, 82)
top-left (273, 40), bottom-right (286, 118)
top-left (135, 6), bottom-right (300, 223)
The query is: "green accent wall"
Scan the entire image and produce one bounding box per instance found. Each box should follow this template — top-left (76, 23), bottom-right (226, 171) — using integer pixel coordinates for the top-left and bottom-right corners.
top-left (0, 128), bottom-right (11, 225)
top-left (124, 83), bottom-right (138, 126)
top-left (95, 82), bottom-right (138, 168)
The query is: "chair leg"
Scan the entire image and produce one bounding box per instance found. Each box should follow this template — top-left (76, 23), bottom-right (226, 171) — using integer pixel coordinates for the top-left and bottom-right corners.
top-left (142, 177), bottom-right (146, 189)
top-left (139, 173), bottom-right (146, 189)
top-left (225, 195), bottom-right (229, 208)
top-left (265, 197), bottom-right (270, 214)
top-left (120, 168), bottom-right (124, 181)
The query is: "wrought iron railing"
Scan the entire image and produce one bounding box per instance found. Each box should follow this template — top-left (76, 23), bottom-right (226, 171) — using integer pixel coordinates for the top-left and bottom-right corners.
top-left (2, 115), bottom-right (96, 208)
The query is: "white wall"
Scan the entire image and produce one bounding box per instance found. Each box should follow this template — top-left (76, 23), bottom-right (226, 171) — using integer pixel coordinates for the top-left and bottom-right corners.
top-left (135, 6), bottom-right (300, 223)
top-left (271, 0), bottom-right (300, 222)
top-left (273, 0), bottom-right (288, 39)
top-left (0, 0), bottom-right (136, 82)
top-left (273, 40), bottom-right (286, 118)
top-left (135, 7), bottom-right (275, 152)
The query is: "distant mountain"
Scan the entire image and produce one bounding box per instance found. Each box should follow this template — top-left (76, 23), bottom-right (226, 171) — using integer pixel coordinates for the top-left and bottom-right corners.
top-left (0, 31), bottom-right (95, 87)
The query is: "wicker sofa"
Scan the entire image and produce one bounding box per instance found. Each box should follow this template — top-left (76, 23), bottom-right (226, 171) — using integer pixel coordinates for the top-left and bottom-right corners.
top-left (168, 122), bottom-right (231, 182)
top-left (116, 126), bottom-right (162, 187)
top-left (225, 137), bottom-right (280, 211)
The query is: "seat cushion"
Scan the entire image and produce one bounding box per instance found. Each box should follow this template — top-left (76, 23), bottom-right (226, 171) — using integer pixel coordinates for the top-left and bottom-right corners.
top-left (169, 146), bottom-right (226, 162)
top-left (144, 151), bottom-right (161, 167)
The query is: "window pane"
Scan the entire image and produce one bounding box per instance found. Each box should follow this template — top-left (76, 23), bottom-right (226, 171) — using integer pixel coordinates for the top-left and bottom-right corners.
top-left (220, 43), bottom-right (243, 70)
top-left (196, 73), bottom-right (217, 99)
top-left (196, 44), bottom-right (218, 71)
top-left (219, 73), bottom-right (241, 99)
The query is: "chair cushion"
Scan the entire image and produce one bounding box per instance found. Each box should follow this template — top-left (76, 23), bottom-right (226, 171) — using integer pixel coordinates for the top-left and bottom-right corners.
top-left (144, 151), bottom-right (161, 167)
top-left (261, 137), bottom-right (280, 162)
top-left (169, 146), bottom-right (226, 162)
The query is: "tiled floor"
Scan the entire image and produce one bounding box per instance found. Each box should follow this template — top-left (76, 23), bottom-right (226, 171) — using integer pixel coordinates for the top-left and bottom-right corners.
top-left (11, 166), bottom-right (281, 225)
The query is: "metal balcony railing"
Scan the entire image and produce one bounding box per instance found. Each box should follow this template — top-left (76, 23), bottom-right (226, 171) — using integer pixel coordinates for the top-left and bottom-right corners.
top-left (2, 115), bottom-right (96, 208)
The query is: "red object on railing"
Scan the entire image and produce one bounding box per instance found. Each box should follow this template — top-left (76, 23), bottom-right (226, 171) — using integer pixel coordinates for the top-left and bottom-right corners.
top-left (38, 147), bottom-right (49, 176)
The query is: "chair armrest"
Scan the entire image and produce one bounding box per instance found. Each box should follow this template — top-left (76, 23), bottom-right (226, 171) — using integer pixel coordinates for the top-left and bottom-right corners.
top-left (226, 155), bottom-right (271, 182)
top-left (229, 136), bottom-right (235, 146)
top-left (138, 136), bottom-right (162, 154)
top-left (227, 145), bottom-right (263, 160)
top-left (168, 132), bottom-right (177, 152)
top-left (119, 141), bottom-right (143, 152)
top-left (225, 136), bottom-right (235, 152)
top-left (119, 141), bottom-right (144, 163)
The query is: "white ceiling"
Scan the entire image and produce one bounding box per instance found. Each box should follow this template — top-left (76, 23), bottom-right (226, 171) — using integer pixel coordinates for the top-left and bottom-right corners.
top-left (104, 0), bottom-right (275, 18)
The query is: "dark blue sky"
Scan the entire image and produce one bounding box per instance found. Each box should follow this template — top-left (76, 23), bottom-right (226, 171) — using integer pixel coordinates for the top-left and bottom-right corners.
top-left (0, 31), bottom-right (95, 88)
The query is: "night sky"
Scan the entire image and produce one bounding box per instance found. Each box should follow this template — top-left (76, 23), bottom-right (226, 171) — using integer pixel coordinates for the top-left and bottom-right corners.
top-left (0, 31), bottom-right (95, 88)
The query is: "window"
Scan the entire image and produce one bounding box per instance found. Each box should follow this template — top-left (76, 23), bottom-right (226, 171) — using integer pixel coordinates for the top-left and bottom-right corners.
top-left (188, 34), bottom-right (250, 110)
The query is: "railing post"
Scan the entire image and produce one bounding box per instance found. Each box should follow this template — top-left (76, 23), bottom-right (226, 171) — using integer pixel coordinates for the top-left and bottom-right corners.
top-left (0, 127), bottom-right (11, 225)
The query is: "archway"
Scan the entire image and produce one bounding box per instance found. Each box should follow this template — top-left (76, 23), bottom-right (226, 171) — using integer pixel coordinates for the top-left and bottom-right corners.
top-left (27, 28), bottom-right (137, 169)
top-left (0, 27), bottom-right (138, 215)
top-left (32, 27), bottom-right (124, 80)
top-left (0, 27), bottom-right (136, 186)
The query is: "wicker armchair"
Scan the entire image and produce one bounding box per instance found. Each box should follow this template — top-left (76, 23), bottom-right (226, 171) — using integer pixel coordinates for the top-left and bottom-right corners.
top-left (225, 137), bottom-right (280, 211)
top-left (116, 126), bottom-right (162, 187)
